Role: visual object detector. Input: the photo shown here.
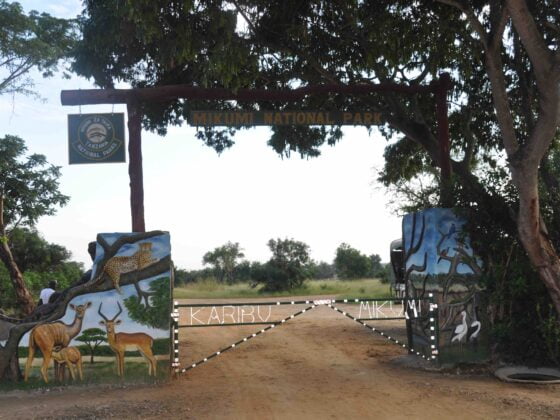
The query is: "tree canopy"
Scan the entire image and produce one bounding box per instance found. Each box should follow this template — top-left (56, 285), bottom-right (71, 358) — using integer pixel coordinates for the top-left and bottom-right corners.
top-left (202, 241), bottom-right (245, 284)
top-left (0, 135), bottom-right (69, 314)
top-left (73, 1), bottom-right (560, 320)
top-left (334, 243), bottom-right (372, 280)
top-left (251, 238), bottom-right (313, 291)
top-left (0, 0), bottom-right (76, 97)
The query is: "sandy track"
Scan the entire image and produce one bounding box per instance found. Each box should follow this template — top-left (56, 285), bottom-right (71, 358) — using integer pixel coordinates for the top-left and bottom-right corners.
top-left (2, 296), bottom-right (560, 419)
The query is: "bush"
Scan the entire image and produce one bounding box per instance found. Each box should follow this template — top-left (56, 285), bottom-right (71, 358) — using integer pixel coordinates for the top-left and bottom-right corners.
top-left (334, 243), bottom-right (371, 279)
top-left (310, 261), bottom-right (336, 279)
top-left (251, 238), bottom-right (313, 292)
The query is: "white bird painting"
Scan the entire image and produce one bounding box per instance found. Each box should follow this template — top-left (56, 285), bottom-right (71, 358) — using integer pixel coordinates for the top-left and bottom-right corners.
top-left (451, 311), bottom-right (468, 343)
top-left (468, 319), bottom-right (482, 341)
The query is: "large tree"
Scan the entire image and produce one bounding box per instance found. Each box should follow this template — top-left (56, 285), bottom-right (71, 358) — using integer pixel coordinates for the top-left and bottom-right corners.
top-left (252, 238), bottom-right (313, 291)
top-left (0, 136), bottom-right (69, 315)
top-left (0, 0), bottom-right (76, 97)
top-left (334, 243), bottom-right (372, 280)
top-left (0, 228), bottom-right (83, 312)
top-left (202, 241), bottom-right (245, 284)
top-left (73, 1), bottom-right (560, 314)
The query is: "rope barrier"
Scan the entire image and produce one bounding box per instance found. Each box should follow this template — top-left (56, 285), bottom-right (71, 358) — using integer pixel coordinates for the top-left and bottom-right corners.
top-left (175, 304), bottom-right (317, 374)
top-left (326, 302), bottom-right (437, 362)
top-left (171, 295), bottom-right (440, 374)
top-left (175, 297), bottom-right (432, 308)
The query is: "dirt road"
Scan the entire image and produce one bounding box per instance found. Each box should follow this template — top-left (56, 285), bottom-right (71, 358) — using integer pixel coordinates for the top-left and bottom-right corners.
top-left (2, 297), bottom-right (559, 419)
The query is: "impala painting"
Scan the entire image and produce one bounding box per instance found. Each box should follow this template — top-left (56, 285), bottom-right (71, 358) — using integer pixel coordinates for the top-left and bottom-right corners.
top-left (17, 231), bottom-right (172, 385)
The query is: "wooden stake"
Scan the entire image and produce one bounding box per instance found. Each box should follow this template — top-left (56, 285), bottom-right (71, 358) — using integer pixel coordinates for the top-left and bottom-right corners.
top-left (126, 101), bottom-right (145, 232)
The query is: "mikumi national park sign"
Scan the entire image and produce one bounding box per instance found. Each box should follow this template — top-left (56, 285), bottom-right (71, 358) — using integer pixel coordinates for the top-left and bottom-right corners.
top-left (188, 111), bottom-right (382, 126)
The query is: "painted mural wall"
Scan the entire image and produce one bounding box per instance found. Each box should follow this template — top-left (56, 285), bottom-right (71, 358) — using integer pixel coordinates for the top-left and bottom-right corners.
top-left (403, 208), bottom-right (487, 363)
top-left (10, 231), bottom-right (172, 385)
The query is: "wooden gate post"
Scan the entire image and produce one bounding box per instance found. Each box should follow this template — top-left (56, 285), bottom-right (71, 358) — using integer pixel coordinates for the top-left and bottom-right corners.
top-left (126, 100), bottom-right (146, 232)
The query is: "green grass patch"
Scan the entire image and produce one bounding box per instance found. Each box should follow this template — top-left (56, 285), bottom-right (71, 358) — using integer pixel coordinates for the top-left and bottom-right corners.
top-left (17, 338), bottom-right (170, 358)
top-left (174, 278), bottom-right (392, 300)
top-left (1, 359), bottom-right (170, 391)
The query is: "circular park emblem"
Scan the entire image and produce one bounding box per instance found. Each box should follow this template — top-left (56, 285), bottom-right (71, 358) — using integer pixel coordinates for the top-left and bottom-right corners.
top-left (68, 113), bottom-right (125, 164)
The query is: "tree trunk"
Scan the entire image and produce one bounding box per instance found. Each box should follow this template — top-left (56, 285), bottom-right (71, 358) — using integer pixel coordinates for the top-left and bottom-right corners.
top-left (0, 241), bottom-right (35, 316)
top-left (0, 326), bottom-right (27, 383)
top-left (514, 168), bottom-right (560, 314)
top-left (0, 348), bottom-right (22, 382)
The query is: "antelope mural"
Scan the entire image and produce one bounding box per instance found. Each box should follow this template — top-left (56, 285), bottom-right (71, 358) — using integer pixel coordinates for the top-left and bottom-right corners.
top-left (52, 346), bottom-right (83, 381)
top-left (98, 302), bottom-right (157, 377)
top-left (24, 302), bottom-right (92, 383)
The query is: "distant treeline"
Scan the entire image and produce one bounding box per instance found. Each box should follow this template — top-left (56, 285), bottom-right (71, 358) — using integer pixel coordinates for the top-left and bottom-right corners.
top-left (175, 240), bottom-right (390, 289)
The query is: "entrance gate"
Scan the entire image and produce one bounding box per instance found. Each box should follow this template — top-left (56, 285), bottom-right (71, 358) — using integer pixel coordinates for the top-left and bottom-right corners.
top-left (171, 295), bottom-right (440, 374)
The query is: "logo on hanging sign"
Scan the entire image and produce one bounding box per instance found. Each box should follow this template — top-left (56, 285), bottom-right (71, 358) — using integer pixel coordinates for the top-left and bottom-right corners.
top-left (68, 113), bottom-right (126, 164)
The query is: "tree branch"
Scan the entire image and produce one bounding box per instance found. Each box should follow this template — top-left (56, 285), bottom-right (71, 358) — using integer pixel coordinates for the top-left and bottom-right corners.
top-left (488, 4), bottom-right (510, 53)
top-left (506, 0), bottom-right (554, 87)
top-left (436, 0), bottom-right (489, 50)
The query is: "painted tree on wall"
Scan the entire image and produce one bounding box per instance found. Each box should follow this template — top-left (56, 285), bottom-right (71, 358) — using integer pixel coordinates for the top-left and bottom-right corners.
top-left (75, 328), bottom-right (106, 364)
top-left (124, 277), bottom-right (170, 330)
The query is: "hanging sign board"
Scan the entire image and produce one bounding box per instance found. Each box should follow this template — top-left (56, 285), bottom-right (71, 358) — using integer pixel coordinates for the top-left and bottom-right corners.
top-left (188, 111), bottom-right (382, 127)
top-left (68, 113), bottom-right (126, 164)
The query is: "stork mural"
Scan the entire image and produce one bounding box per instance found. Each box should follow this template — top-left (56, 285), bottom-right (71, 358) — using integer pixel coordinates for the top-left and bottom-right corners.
top-left (402, 208), bottom-right (487, 363)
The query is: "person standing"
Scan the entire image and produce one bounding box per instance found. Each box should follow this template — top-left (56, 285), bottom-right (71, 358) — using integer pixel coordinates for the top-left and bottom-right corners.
top-left (38, 280), bottom-right (57, 305)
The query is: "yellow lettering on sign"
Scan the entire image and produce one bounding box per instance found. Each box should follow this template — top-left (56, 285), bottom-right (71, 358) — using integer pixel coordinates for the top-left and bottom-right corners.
top-left (264, 112), bottom-right (273, 124)
top-left (363, 112), bottom-right (373, 125)
top-left (274, 113), bottom-right (283, 125)
top-left (212, 113), bottom-right (223, 125)
top-left (316, 113), bottom-right (325, 124)
top-left (343, 112), bottom-right (353, 124)
top-left (306, 112), bottom-right (316, 124)
top-left (353, 113), bottom-right (362, 124)
top-left (235, 113), bottom-right (252, 125)
top-left (192, 112), bottom-right (207, 125)
top-left (326, 112), bottom-right (334, 124)
top-left (296, 112), bottom-right (306, 124)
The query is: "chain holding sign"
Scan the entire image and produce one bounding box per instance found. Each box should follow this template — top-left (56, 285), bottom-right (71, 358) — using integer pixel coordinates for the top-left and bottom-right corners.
top-left (68, 113), bottom-right (126, 164)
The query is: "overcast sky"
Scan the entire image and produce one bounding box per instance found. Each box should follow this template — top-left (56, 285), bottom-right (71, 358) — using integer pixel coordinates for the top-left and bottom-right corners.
top-left (0, 1), bottom-right (402, 270)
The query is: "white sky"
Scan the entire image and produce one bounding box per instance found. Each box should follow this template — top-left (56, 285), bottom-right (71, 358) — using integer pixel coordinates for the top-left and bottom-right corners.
top-left (0, 1), bottom-right (402, 270)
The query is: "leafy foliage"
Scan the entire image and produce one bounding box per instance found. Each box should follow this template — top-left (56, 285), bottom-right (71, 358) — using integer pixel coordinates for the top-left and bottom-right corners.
top-left (0, 228), bottom-right (83, 313)
top-left (310, 261), bottom-right (336, 280)
top-left (0, 136), bottom-right (69, 313)
top-left (251, 238), bottom-right (313, 291)
top-left (124, 277), bottom-right (170, 330)
top-left (0, 136), bottom-right (69, 232)
top-left (334, 243), bottom-right (371, 280)
top-left (9, 227), bottom-right (71, 273)
top-left (202, 241), bottom-right (245, 284)
top-left (0, 1), bottom-right (76, 96)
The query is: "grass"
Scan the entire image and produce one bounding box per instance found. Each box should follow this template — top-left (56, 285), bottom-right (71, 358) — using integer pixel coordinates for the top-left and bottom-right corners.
top-left (0, 360), bottom-right (170, 391)
top-left (174, 277), bottom-right (392, 300)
